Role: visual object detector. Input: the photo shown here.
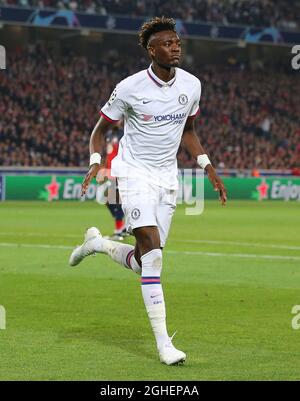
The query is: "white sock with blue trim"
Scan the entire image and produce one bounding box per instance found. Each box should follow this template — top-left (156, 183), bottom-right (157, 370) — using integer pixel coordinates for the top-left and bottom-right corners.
top-left (141, 249), bottom-right (169, 350)
top-left (100, 240), bottom-right (141, 274)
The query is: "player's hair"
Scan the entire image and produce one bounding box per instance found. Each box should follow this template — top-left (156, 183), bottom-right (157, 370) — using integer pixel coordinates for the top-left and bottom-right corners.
top-left (138, 16), bottom-right (177, 50)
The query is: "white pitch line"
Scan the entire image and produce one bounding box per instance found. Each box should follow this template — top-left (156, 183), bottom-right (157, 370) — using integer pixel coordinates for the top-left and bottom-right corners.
top-left (0, 232), bottom-right (300, 251)
top-left (167, 250), bottom-right (300, 261)
top-left (0, 242), bottom-right (73, 250)
top-left (0, 232), bottom-right (80, 238)
top-left (0, 242), bottom-right (299, 261)
top-left (170, 239), bottom-right (300, 251)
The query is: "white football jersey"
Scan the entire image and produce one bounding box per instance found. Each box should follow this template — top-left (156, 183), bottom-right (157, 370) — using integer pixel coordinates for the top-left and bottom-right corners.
top-left (101, 65), bottom-right (201, 189)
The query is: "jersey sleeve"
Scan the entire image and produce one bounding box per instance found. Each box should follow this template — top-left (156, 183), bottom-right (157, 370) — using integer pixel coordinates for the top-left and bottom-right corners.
top-left (100, 82), bottom-right (127, 123)
top-left (189, 79), bottom-right (201, 118)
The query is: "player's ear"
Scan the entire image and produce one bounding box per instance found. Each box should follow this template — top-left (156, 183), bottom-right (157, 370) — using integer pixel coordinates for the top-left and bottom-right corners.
top-left (148, 45), bottom-right (155, 58)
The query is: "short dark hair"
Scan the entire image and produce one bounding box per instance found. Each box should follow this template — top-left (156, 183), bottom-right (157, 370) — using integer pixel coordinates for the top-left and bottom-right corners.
top-left (138, 16), bottom-right (177, 50)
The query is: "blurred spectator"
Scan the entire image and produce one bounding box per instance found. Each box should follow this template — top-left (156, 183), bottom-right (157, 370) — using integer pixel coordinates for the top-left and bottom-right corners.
top-left (292, 167), bottom-right (300, 176)
top-left (0, 0), bottom-right (299, 31)
top-left (0, 44), bottom-right (299, 170)
top-left (251, 168), bottom-right (260, 177)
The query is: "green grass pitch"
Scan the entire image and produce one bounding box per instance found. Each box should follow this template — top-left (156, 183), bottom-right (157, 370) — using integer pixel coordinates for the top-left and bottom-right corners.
top-left (0, 200), bottom-right (300, 381)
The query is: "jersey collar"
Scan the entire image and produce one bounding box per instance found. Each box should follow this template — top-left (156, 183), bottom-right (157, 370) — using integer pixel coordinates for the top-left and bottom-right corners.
top-left (147, 65), bottom-right (176, 88)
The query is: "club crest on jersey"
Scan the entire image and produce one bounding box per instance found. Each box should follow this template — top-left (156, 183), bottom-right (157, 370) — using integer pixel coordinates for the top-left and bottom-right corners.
top-left (131, 208), bottom-right (141, 220)
top-left (178, 94), bottom-right (188, 105)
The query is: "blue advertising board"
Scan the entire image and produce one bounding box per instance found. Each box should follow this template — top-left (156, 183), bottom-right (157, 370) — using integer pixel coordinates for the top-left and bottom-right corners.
top-left (0, 6), bottom-right (299, 46)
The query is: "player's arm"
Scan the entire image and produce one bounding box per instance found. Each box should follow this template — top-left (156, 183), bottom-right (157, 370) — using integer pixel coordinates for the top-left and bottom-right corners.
top-left (181, 117), bottom-right (227, 205)
top-left (81, 116), bottom-right (113, 196)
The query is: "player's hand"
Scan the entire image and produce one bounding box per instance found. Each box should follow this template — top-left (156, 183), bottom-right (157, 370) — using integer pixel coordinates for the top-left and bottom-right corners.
top-left (206, 165), bottom-right (227, 206)
top-left (96, 167), bottom-right (108, 183)
top-left (81, 164), bottom-right (100, 196)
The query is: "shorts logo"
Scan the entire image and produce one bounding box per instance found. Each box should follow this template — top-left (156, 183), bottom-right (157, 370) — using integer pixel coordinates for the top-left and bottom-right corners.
top-left (131, 208), bottom-right (141, 220)
top-left (178, 94), bottom-right (188, 105)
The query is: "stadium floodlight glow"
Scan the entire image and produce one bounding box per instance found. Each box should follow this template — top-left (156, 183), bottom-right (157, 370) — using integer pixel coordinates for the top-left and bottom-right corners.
top-left (0, 45), bottom-right (6, 70)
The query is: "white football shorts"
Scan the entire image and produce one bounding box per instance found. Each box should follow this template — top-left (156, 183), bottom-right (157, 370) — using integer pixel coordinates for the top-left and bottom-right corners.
top-left (118, 177), bottom-right (177, 247)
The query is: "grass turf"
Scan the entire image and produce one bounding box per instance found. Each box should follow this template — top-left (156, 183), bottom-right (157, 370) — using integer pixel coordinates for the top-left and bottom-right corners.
top-left (0, 200), bottom-right (300, 380)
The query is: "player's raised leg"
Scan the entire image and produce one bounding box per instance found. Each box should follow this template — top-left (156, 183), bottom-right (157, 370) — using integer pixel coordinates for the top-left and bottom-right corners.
top-left (68, 227), bottom-right (141, 274)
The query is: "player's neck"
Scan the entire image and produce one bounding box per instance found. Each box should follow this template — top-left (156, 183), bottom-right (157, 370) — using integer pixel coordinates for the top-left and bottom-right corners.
top-left (151, 63), bottom-right (175, 83)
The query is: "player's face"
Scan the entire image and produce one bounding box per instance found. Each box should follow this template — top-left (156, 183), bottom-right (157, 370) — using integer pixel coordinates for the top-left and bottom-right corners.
top-left (149, 31), bottom-right (181, 68)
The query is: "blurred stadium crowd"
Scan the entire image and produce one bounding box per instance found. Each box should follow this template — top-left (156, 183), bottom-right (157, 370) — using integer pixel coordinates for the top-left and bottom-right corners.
top-left (1, 0), bottom-right (299, 31)
top-left (1, 44), bottom-right (299, 171)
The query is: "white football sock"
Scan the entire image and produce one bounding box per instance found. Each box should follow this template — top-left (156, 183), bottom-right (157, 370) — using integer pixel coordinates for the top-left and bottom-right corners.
top-left (141, 249), bottom-right (169, 350)
top-left (94, 239), bottom-right (141, 274)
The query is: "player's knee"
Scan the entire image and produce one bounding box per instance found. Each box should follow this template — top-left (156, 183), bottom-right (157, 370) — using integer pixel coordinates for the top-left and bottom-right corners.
top-left (141, 249), bottom-right (163, 275)
top-left (134, 227), bottom-right (160, 253)
top-left (134, 245), bottom-right (142, 267)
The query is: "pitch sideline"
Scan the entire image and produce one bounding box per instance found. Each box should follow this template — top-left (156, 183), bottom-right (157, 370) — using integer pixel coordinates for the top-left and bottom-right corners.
top-left (0, 232), bottom-right (299, 251)
top-left (0, 242), bottom-right (299, 261)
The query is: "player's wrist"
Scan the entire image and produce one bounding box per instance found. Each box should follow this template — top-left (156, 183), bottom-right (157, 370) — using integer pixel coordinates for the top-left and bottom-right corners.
top-left (89, 152), bottom-right (101, 167)
top-left (197, 154), bottom-right (211, 170)
top-left (205, 164), bottom-right (214, 173)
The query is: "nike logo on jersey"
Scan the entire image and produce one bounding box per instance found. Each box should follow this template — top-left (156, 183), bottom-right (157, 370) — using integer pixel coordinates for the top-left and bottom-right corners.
top-left (143, 100), bottom-right (152, 104)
